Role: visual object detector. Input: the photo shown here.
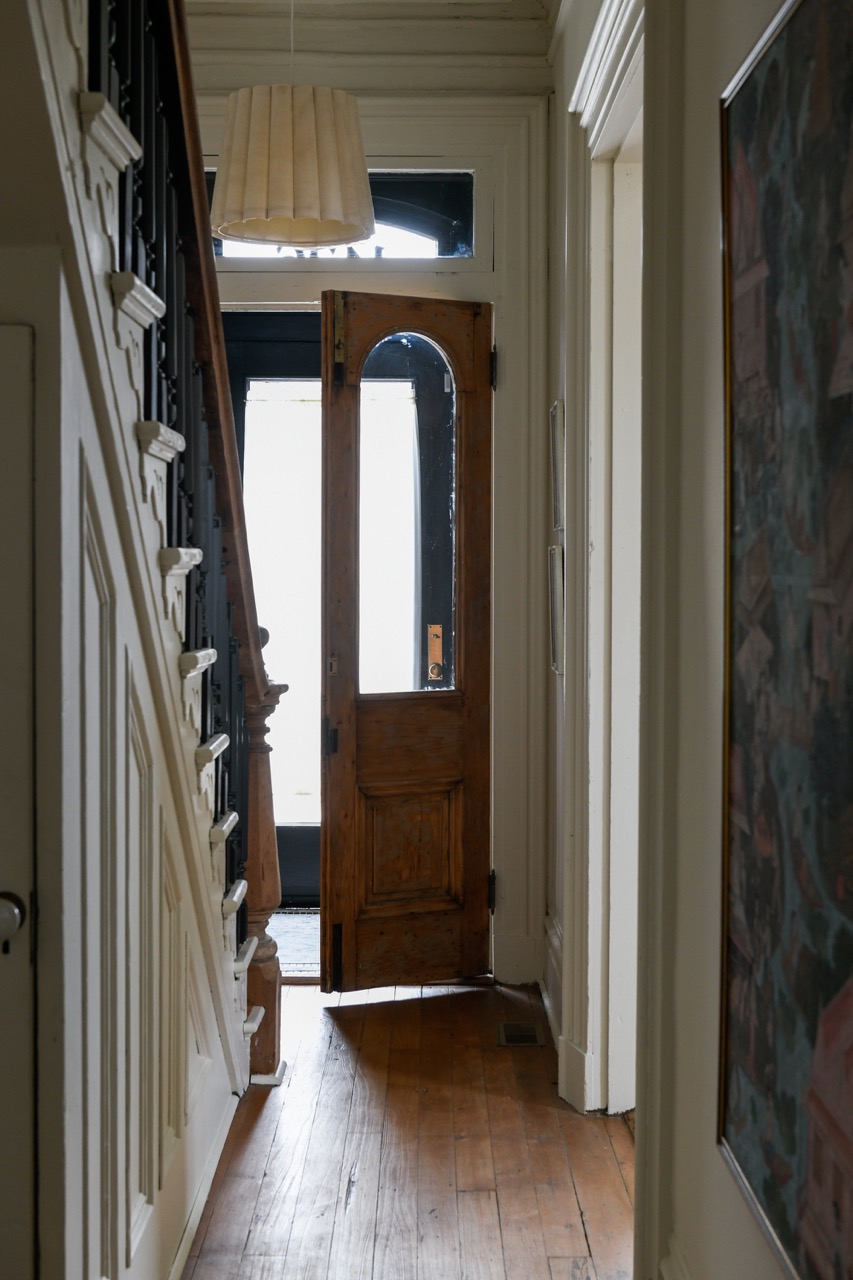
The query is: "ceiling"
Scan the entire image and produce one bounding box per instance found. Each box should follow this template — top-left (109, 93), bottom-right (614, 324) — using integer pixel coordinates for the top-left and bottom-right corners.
top-left (185, 0), bottom-right (558, 98)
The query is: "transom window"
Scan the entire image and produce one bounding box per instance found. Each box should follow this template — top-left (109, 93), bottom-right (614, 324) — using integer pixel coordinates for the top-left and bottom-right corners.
top-left (208, 171), bottom-right (474, 260)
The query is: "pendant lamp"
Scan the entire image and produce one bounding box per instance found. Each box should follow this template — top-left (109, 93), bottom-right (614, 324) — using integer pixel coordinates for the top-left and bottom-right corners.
top-left (211, 82), bottom-right (375, 248)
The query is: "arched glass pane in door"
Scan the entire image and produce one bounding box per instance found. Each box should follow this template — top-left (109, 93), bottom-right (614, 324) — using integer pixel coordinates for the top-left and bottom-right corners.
top-left (358, 333), bottom-right (457, 694)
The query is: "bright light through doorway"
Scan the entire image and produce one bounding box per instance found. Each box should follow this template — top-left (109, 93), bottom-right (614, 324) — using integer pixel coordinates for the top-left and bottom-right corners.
top-left (242, 377), bottom-right (420, 823)
top-left (359, 380), bottom-right (420, 693)
top-left (243, 380), bottom-right (323, 824)
top-left (222, 223), bottom-right (438, 260)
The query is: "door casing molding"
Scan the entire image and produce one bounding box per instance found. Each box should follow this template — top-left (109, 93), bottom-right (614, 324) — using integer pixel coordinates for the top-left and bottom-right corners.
top-left (557, 0), bottom-right (644, 1113)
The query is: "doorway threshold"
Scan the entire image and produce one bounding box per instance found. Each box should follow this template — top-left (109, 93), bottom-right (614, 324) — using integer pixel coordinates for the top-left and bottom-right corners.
top-left (268, 909), bottom-right (320, 984)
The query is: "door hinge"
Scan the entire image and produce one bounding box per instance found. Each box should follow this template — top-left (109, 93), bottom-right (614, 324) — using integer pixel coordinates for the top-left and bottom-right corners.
top-left (333, 291), bottom-right (346, 383)
top-left (488, 869), bottom-right (496, 915)
top-left (322, 715), bottom-right (339, 757)
top-left (490, 345), bottom-right (497, 391)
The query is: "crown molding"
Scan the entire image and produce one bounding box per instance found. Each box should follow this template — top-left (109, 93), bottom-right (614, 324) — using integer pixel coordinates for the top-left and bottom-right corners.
top-left (569, 0), bottom-right (643, 157)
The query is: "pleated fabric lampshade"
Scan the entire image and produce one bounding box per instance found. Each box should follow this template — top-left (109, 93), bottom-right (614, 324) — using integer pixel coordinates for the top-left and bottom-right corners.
top-left (210, 84), bottom-right (375, 247)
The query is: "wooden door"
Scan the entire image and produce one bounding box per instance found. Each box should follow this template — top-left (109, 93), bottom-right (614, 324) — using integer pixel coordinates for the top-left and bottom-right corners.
top-left (321, 291), bottom-right (492, 991)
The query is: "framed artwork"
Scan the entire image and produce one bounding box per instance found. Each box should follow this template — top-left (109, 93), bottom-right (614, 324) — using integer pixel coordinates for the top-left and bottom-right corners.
top-left (549, 545), bottom-right (564, 675)
top-left (550, 399), bottom-right (566, 530)
top-left (719, 1), bottom-right (853, 1276)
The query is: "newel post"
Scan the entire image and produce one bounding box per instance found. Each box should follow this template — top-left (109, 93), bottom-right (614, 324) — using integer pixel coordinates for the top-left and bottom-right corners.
top-left (244, 684), bottom-right (286, 1081)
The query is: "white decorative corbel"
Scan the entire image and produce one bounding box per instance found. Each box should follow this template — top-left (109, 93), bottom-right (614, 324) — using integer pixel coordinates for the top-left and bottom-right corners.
top-left (210, 809), bottom-right (239, 884)
top-left (158, 546), bottom-right (203, 640)
top-left (180, 648), bottom-right (218, 678)
top-left (80, 92), bottom-right (142, 171)
top-left (112, 272), bottom-right (165, 326)
top-left (210, 810), bottom-right (240, 844)
top-left (222, 878), bottom-right (248, 917)
top-left (135, 420), bottom-right (186, 541)
top-left (196, 732), bottom-right (230, 812)
top-left (234, 935), bottom-right (259, 977)
top-left (111, 273), bottom-right (166, 418)
top-left (196, 733), bottom-right (230, 770)
top-left (243, 1006), bottom-right (265, 1038)
top-left (78, 92), bottom-right (141, 270)
top-left (178, 647), bottom-right (217, 738)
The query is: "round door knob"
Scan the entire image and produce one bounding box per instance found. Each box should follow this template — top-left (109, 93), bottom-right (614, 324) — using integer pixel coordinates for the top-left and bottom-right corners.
top-left (0, 893), bottom-right (25, 947)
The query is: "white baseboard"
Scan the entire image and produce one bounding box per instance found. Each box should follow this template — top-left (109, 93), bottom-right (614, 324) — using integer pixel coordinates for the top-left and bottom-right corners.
top-left (558, 1034), bottom-right (603, 1112)
top-left (660, 1235), bottom-right (693, 1280)
top-left (251, 1059), bottom-right (287, 1086)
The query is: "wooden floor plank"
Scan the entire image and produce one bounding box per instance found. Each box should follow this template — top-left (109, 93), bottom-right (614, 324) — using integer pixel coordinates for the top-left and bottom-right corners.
top-left (242, 997), bottom-right (339, 1257)
top-left (223, 1087), bottom-right (285, 1181)
top-left (419, 1057), bottom-right (454, 1134)
top-left (418, 1128), bottom-right (460, 1280)
top-left (392, 986), bottom-right (423, 1050)
top-left (497, 1177), bottom-right (551, 1279)
top-left (457, 1190), bottom-right (506, 1279)
top-left (453, 1041), bottom-right (490, 1135)
top-left (547, 1259), bottom-right (596, 1280)
top-left (190, 1260), bottom-right (241, 1280)
top-left (373, 1053), bottom-right (421, 1280)
top-left (452, 1027), bottom-right (495, 1195)
top-left (191, 1173), bottom-right (263, 1268)
top-left (455, 1131), bottom-right (496, 1192)
top-left (604, 1114), bottom-right (636, 1205)
top-left (281, 1011), bottom-right (363, 1278)
top-left (559, 1111), bottom-right (633, 1280)
top-left (326, 1128), bottom-right (383, 1279)
top-left (348, 1007), bottom-right (392, 1135)
top-left (184, 1085), bottom-right (279, 1266)
top-left (417, 1189), bottom-right (461, 1280)
top-left (235, 1257), bottom-right (291, 1279)
top-left (535, 1178), bottom-right (589, 1261)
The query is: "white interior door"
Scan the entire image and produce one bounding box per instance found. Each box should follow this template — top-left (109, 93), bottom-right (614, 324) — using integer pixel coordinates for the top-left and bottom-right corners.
top-left (0, 324), bottom-right (36, 1276)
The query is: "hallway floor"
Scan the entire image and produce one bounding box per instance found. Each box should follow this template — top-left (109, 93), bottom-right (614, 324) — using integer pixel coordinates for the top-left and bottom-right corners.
top-left (182, 983), bottom-right (634, 1279)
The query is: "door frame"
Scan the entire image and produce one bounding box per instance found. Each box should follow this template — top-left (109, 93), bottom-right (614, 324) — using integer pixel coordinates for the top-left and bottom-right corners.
top-left (0, 322), bottom-right (37, 1278)
top-left (558, 1), bottom-right (645, 1112)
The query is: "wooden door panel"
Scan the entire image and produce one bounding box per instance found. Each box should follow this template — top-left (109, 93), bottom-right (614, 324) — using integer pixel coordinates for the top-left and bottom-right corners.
top-left (359, 780), bottom-right (463, 907)
top-left (322, 290), bottom-right (492, 991)
top-left (357, 694), bottom-right (464, 779)
top-left (355, 911), bottom-right (465, 989)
